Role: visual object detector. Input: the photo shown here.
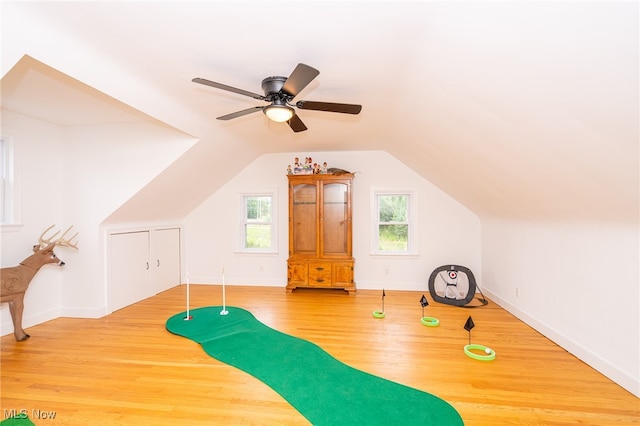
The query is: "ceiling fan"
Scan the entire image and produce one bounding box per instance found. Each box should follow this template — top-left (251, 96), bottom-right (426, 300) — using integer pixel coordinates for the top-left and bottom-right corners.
top-left (192, 63), bottom-right (362, 132)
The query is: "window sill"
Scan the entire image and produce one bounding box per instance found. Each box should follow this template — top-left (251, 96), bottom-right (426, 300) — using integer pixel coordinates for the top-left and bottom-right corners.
top-left (369, 252), bottom-right (420, 258)
top-left (1, 224), bottom-right (23, 233)
top-left (234, 250), bottom-right (279, 255)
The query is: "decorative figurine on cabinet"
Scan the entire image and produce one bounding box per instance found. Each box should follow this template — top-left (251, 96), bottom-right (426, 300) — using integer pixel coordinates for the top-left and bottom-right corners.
top-left (290, 156), bottom-right (341, 175)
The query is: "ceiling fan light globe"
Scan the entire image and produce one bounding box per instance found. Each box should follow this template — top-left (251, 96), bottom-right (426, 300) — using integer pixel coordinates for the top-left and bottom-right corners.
top-left (264, 105), bottom-right (294, 122)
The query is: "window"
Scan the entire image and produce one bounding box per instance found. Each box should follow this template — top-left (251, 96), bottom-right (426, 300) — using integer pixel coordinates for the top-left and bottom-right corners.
top-left (0, 136), bottom-right (15, 225)
top-left (372, 190), bottom-right (417, 255)
top-left (241, 194), bottom-right (276, 252)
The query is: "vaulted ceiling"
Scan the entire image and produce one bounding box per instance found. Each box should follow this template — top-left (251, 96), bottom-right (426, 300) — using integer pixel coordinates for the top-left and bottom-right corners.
top-left (2, 1), bottom-right (638, 223)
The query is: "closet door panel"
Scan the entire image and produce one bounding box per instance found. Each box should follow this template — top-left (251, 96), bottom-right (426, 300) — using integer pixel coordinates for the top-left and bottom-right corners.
top-left (150, 228), bottom-right (181, 294)
top-left (109, 231), bottom-right (150, 312)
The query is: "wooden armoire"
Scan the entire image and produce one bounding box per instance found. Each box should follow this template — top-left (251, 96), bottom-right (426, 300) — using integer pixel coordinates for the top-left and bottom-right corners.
top-left (286, 173), bottom-right (355, 294)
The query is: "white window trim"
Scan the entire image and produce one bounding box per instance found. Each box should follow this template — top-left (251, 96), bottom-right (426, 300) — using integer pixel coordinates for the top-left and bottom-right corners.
top-left (370, 188), bottom-right (418, 256)
top-left (237, 190), bottom-right (278, 254)
top-left (0, 135), bottom-right (21, 228)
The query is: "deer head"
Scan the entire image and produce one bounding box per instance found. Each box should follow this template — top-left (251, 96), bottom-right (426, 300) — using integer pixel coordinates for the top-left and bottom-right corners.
top-left (23, 243), bottom-right (67, 268)
top-left (22, 225), bottom-right (79, 268)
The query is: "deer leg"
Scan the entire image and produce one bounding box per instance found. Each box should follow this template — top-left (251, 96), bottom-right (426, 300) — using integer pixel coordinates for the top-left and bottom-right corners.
top-left (8, 295), bottom-right (30, 341)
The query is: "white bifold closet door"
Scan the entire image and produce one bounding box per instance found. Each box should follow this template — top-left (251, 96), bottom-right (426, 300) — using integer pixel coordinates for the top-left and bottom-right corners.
top-left (109, 228), bottom-right (180, 313)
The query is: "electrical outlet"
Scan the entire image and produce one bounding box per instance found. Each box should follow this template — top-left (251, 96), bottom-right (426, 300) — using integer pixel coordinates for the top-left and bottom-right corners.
top-left (515, 287), bottom-right (520, 298)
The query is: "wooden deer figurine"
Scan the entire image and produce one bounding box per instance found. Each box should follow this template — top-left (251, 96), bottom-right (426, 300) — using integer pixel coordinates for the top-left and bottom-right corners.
top-left (0, 225), bottom-right (78, 341)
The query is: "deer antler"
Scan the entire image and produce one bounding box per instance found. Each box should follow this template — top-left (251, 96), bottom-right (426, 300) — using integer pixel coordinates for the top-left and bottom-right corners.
top-left (39, 225), bottom-right (79, 249)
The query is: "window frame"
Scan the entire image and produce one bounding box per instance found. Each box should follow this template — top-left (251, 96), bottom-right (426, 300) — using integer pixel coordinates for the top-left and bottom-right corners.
top-left (238, 191), bottom-right (278, 254)
top-left (0, 136), bottom-right (18, 227)
top-left (370, 188), bottom-right (418, 256)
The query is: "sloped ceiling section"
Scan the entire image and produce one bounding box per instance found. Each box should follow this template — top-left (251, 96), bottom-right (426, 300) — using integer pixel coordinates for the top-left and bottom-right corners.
top-left (1, 55), bottom-right (154, 127)
top-left (1, 1), bottom-right (638, 223)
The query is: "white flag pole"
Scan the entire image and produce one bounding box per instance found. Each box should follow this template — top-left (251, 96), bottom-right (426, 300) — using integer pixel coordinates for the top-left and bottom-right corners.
top-left (220, 266), bottom-right (229, 315)
top-left (184, 269), bottom-right (192, 320)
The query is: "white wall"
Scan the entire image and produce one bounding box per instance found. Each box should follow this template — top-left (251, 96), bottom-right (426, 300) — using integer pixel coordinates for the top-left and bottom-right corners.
top-left (1, 109), bottom-right (65, 335)
top-left (481, 219), bottom-right (640, 397)
top-left (62, 122), bottom-right (195, 316)
top-left (1, 108), bottom-right (196, 336)
top-left (184, 151), bottom-right (481, 291)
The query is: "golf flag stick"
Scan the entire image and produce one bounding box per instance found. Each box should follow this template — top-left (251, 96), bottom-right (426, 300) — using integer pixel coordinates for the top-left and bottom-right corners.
top-left (420, 294), bottom-right (428, 318)
top-left (464, 316), bottom-right (475, 345)
top-left (184, 269), bottom-right (192, 320)
top-left (220, 266), bottom-right (229, 315)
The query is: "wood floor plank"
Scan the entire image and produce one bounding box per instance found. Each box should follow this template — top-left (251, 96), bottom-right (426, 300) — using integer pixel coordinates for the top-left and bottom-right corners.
top-left (1, 285), bottom-right (638, 425)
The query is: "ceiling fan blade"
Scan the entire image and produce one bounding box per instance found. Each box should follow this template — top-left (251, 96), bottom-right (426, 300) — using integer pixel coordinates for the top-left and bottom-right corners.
top-left (287, 113), bottom-right (308, 132)
top-left (193, 78), bottom-right (265, 100)
top-left (281, 63), bottom-right (320, 98)
top-left (217, 106), bottom-right (263, 120)
top-left (296, 100), bottom-right (362, 115)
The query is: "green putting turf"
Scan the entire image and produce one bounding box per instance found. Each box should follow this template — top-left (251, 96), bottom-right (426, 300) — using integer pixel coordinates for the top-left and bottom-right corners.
top-left (166, 306), bottom-right (463, 426)
top-left (0, 415), bottom-right (35, 426)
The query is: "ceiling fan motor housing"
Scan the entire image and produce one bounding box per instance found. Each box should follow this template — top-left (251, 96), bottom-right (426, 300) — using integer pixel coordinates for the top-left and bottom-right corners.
top-left (261, 76), bottom-right (288, 97)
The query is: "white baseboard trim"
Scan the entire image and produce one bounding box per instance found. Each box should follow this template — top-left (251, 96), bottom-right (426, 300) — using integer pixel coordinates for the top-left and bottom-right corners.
top-left (1, 307), bottom-right (60, 337)
top-left (1, 305), bottom-right (109, 337)
top-left (61, 306), bottom-right (108, 319)
top-left (484, 289), bottom-right (639, 398)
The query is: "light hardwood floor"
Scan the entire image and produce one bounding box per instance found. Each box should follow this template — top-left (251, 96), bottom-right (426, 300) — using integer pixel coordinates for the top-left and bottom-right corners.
top-left (1, 285), bottom-right (638, 425)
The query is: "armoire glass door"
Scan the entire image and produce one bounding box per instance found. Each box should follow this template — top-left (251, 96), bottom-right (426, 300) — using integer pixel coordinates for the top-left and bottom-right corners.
top-left (292, 183), bottom-right (317, 255)
top-left (322, 182), bottom-right (348, 256)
